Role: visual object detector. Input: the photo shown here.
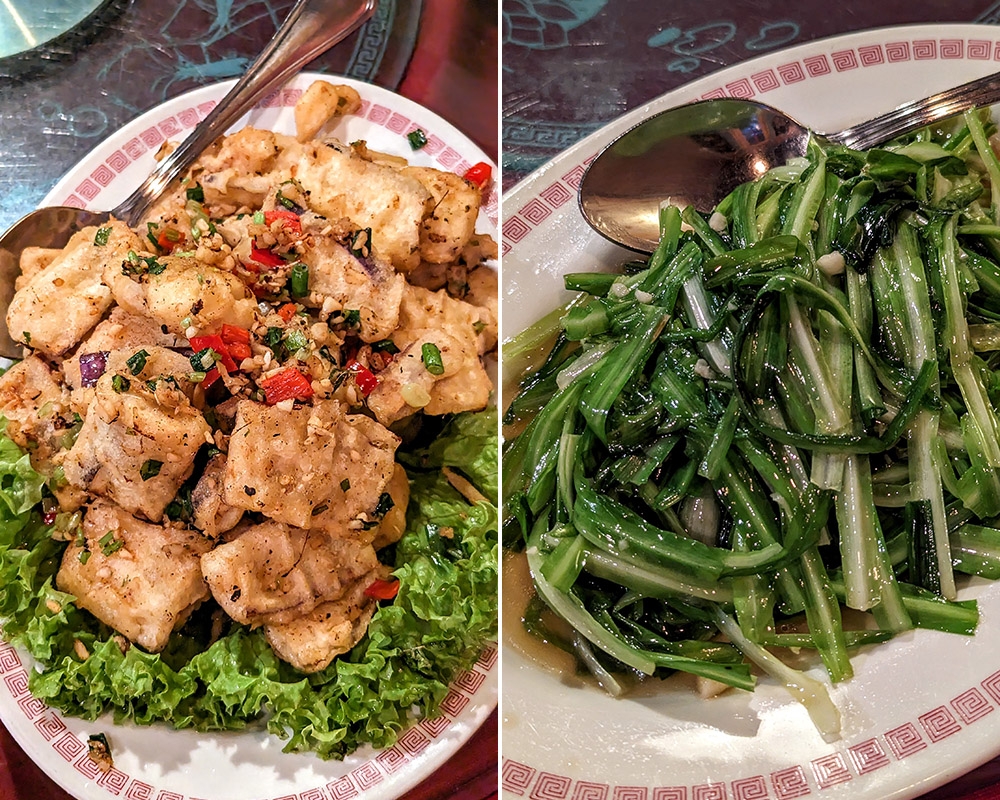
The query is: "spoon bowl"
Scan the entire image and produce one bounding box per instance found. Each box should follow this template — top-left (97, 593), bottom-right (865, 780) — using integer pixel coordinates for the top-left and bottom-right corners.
top-left (580, 68), bottom-right (1000, 253)
top-left (579, 99), bottom-right (809, 253)
top-left (0, 0), bottom-right (374, 358)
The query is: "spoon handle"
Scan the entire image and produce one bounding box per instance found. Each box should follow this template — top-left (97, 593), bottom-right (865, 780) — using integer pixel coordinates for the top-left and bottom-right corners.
top-left (111, 0), bottom-right (376, 227)
top-left (832, 70), bottom-right (1000, 150)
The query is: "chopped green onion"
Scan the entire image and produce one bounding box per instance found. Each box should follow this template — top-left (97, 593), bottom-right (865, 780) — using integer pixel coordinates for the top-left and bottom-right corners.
top-left (189, 348), bottom-right (217, 372)
top-left (421, 342), bottom-right (444, 375)
top-left (407, 129), bottom-right (428, 150)
top-left (126, 349), bottom-right (149, 376)
top-left (289, 262), bottom-right (309, 297)
top-left (98, 531), bottom-right (124, 556)
top-left (370, 340), bottom-right (400, 354)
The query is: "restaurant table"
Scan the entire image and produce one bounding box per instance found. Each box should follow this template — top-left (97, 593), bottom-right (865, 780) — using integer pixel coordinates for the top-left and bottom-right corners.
top-left (500, 1), bottom-right (1000, 799)
top-left (0, 0), bottom-right (498, 798)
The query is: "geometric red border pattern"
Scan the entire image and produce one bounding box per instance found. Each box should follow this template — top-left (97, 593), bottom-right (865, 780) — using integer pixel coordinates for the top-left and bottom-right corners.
top-left (64, 91), bottom-right (500, 231)
top-left (1, 630), bottom-right (496, 800)
top-left (506, 36), bottom-right (1000, 251)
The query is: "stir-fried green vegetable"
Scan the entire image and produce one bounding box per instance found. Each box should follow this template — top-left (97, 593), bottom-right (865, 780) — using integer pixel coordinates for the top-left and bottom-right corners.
top-left (504, 108), bottom-right (1000, 740)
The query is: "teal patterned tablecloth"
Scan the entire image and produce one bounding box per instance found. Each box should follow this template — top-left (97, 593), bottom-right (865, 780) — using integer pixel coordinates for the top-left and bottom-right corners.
top-left (0, 0), bottom-right (422, 229)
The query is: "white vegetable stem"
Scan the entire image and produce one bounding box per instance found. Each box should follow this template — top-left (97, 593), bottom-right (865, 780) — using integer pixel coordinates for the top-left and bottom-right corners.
top-left (714, 608), bottom-right (841, 742)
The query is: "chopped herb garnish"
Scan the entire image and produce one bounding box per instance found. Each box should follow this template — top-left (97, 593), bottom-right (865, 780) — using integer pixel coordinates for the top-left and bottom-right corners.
top-left (421, 342), bottom-right (445, 375)
top-left (94, 226), bottom-right (111, 246)
top-left (406, 128), bottom-right (428, 150)
top-left (146, 221), bottom-right (160, 249)
top-left (312, 504), bottom-right (329, 516)
top-left (265, 326), bottom-right (284, 348)
top-left (473, 320), bottom-right (487, 334)
top-left (349, 228), bottom-right (372, 259)
top-left (374, 492), bottom-right (395, 517)
top-left (264, 326), bottom-right (287, 361)
top-left (139, 459), bottom-right (162, 481)
top-left (111, 375), bottom-right (130, 393)
top-left (165, 486), bottom-right (193, 522)
top-left (187, 371), bottom-right (207, 383)
top-left (344, 309), bottom-right (361, 327)
top-left (318, 345), bottom-right (337, 366)
top-left (185, 184), bottom-right (205, 202)
top-left (371, 340), bottom-right (400, 354)
top-left (122, 250), bottom-right (164, 277)
top-left (340, 479), bottom-right (351, 492)
top-left (276, 188), bottom-right (298, 211)
top-left (21, 331), bottom-right (30, 345)
top-left (98, 531), bottom-right (124, 556)
top-left (330, 370), bottom-right (350, 391)
top-left (78, 549), bottom-right (90, 565)
top-left (284, 329), bottom-right (309, 354)
top-left (189, 348), bottom-right (217, 372)
top-left (289, 262), bottom-right (309, 298)
top-left (126, 349), bottom-right (149, 376)
top-left (253, 210), bottom-right (265, 225)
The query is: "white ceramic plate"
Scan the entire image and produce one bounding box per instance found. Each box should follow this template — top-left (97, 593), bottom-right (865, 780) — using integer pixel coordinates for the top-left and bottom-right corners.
top-left (0, 71), bottom-right (498, 800)
top-left (502, 23), bottom-right (1000, 800)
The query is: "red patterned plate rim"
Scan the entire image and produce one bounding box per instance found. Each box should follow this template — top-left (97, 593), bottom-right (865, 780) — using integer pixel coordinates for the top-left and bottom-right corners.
top-left (0, 71), bottom-right (498, 800)
top-left (502, 22), bottom-right (1000, 800)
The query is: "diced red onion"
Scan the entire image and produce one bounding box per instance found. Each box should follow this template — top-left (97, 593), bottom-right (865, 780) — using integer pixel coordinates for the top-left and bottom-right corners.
top-left (79, 351), bottom-right (109, 387)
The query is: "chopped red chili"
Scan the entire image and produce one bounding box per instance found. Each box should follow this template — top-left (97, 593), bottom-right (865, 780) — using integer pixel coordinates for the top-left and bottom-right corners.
top-left (201, 367), bottom-right (221, 389)
top-left (259, 368), bottom-right (314, 404)
top-left (220, 325), bottom-right (252, 362)
top-left (157, 227), bottom-right (185, 253)
top-left (277, 303), bottom-right (298, 323)
top-left (463, 161), bottom-right (492, 189)
top-left (347, 360), bottom-right (378, 396)
top-left (250, 245), bottom-right (286, 268)
top-left (220, 324), bottom-right (251, 345)
top-left (188, 335), bottom-right (237, 373)
top-left (363, 578), bottom-right (399, 600)
top-left (264, 209), bottom-right (302, 233)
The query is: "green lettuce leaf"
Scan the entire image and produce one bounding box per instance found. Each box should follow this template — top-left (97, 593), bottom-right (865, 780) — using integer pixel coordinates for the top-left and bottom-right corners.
top-left (0, 417), bottom-right (45, 516)
top-left (0, 409), bottom-right (498, 759)
top-left (400, 406), bottom-right (498, 503)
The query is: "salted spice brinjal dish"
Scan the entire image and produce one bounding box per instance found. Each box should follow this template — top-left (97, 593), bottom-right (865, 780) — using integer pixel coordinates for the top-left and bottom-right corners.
top-left (0, 80), bottom-right (498, 758)
top-left (504, 108), bottom-right (1000, 740)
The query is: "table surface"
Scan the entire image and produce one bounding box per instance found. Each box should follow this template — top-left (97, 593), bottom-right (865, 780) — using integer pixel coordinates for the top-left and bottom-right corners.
top-left (501, 2), bottom-right (1000, 799)
top-left (0, 0), bottom-right (498, 798)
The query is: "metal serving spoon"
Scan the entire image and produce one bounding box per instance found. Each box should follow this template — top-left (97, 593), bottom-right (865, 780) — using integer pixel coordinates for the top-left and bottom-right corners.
top-left (0, 0), bottom-right (375, 357)
top-left (580, 70), bottom-right (1000, 254)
